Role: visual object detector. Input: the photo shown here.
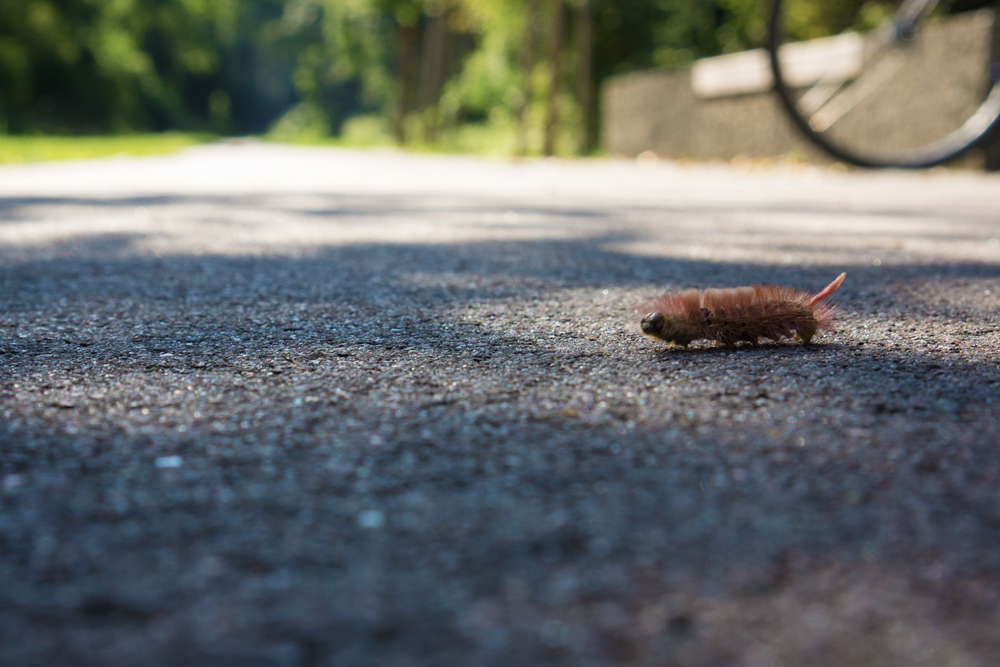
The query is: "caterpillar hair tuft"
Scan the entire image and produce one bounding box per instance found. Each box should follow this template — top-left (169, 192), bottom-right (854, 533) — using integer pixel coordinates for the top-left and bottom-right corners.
top-left (637, 273), bottom-right (846, 348)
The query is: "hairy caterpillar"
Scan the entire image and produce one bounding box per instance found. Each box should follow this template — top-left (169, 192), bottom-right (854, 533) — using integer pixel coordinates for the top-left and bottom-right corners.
top-left (638, 273), bottom-right (846, 348)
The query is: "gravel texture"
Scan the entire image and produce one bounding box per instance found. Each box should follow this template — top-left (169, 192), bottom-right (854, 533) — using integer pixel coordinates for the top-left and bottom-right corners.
top-left (1, 143), bottom-right (999, 666)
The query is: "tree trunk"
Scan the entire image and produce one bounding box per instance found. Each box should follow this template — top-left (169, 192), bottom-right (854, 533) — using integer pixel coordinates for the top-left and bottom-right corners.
top-left (436, 17), bottom-right (454, 138)
top-left (542, 0), bottom-right (566, 156)
top-left (394, 25), bottom-right (421, 144)
top-left (574, 0), bottom-right (593, 154)
top-left (419, 11), bottom-right (447, 142)
top-left (517, 0), bottom-right (541, 155)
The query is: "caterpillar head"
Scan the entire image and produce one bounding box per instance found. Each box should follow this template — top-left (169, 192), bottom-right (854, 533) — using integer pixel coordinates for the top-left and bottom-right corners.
top-left (641, 311), bottom-right (697, 347)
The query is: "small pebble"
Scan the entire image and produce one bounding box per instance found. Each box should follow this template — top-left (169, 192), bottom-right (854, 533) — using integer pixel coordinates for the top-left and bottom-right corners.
top-left (358, 509), bottom-right (385, 529)
top-left (155, 456), bottom-right (183, 469)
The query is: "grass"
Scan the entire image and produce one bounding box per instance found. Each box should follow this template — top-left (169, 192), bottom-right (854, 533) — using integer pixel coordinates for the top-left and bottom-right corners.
top-left (266, 112), bottom-right (592, 159)
top-left (264, 113), bottom-right (397, 150)
top-left (0, 133), bottom-right (217, 165)
top-left (0, 115), bottom-right (587, 167)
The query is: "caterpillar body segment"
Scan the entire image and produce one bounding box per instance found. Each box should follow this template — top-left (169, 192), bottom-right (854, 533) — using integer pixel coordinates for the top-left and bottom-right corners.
top-left (639, 273), bottom-right (846, 348)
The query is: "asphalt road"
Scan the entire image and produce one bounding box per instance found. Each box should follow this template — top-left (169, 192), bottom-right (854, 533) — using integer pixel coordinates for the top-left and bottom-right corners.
top-left (1, 143), bottom-right (999, 666)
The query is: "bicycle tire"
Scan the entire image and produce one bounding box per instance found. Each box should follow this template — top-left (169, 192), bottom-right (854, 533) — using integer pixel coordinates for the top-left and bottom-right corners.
top-left (768, 0), bottom-right (1000, 168)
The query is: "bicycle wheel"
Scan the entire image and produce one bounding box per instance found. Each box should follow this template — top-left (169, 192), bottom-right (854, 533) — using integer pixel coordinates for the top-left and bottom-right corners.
top-left (768, 0), bottom-right (1000, 168)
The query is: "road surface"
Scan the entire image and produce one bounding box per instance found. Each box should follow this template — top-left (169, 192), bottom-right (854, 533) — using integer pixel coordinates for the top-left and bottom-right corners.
top-left (1, 143), bottom-right (999, 666)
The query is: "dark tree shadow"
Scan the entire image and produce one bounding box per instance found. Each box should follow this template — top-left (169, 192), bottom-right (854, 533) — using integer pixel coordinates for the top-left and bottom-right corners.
top-left (1, 193), bottom-right (999, 666)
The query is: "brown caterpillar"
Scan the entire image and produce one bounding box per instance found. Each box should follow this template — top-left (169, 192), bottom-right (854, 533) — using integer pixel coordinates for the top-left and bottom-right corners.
top-left (638, 273), bottom-right (846, 348)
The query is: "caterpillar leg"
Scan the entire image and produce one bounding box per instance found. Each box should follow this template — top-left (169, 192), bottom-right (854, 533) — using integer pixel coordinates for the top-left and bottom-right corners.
top-left (795, 321), bottom-right (818, 344)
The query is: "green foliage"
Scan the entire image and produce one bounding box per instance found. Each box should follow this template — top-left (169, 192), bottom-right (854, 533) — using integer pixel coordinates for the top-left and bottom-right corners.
top-left (274, 0), bottom-right (395, 130)
top-left (0, 0), bottom-right (867, 155)
top-left (266, 101), bottom-right (331, 140)
top-left (338, 113), bottom-right (394, 145)
top-left (0, 0), bottom-right (245, 133)
top-left (0, 132), bottom-right (215, 163)
top-left (429, 0), bottom-right (773, 154)
top-left (779, 0), bottom-right (880, 40)
top-left (265, 113), bottom-right (395, 147)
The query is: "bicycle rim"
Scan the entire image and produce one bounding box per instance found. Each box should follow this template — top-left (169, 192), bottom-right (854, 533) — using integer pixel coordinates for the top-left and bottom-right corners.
top-left (769, 0), bottom-right (1000, 168)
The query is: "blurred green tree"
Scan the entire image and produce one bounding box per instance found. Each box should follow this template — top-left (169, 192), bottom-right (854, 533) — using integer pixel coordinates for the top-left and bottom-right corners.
top-left (0, 0), bottom-right (787, 149)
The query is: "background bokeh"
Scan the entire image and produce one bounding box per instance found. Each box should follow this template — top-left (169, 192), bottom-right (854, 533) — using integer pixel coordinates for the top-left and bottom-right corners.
top-left (0, 0), bottom-right (781, 154)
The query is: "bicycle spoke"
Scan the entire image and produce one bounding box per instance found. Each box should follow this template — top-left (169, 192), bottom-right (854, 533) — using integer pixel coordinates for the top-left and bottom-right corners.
top-left (894, 0), bottom-right (940, 28)
top-left (799, 78), bottom-right (849, 116)
top-left (807, 50), bottom-right (904, 131)
top-left (798, 0), bottom-right (939, 130)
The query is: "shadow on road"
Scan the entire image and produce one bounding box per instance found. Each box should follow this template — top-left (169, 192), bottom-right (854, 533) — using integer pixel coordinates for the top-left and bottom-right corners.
top-left (1, 195), bottom-right (999, 665)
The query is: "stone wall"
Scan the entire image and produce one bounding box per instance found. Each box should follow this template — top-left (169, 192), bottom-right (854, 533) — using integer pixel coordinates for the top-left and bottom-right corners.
top-left (601, 68), bottom-right (826, 162)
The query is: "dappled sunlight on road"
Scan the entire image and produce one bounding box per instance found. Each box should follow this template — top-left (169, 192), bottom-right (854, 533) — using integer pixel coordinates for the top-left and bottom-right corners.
top-left (1, 144), bottom-right (998, 665)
